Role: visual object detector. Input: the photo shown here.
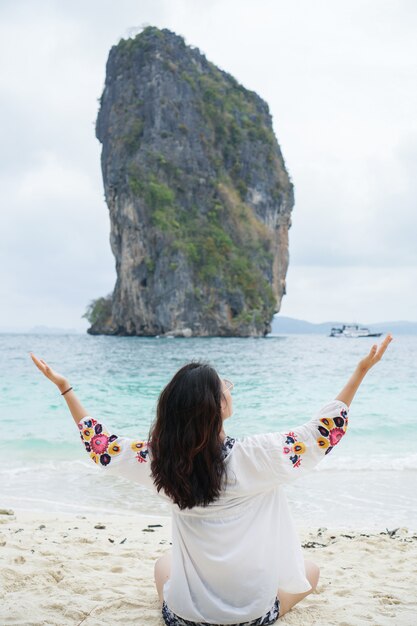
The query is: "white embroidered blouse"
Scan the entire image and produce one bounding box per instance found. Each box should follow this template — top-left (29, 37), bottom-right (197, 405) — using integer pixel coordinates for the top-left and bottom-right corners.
top-left (77, 399), bottom-right (349, 624)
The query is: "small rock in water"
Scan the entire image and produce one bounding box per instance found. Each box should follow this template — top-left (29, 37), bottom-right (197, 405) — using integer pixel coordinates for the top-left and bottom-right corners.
top-left (0, 508), bottom-right (14, 516)
top-left (94, 524), bottom-right (106, 529)
top-left (120, 538), bottom-right (127, 544)
top-left (38, 525), bottom-right (46, 530)
top-left (148, 524), bottom-right (163, 528)
top-left (142, 528), bottom-right (155, 532)
top-left (108, 538), bottom-right (115, 543)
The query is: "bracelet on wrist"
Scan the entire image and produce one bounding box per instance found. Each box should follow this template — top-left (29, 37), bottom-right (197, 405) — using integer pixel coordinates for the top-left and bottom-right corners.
top-left (61, 386), bottom-right (73, 396)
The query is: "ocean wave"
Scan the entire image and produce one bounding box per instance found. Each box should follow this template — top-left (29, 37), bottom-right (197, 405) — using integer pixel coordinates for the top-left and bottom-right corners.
top-left (0, 458), bottom-right (93, 476)
top-left (1, 454), bottom-right (417, 477)
top-left (0, 437), bottom-right (78, 452)
top-left (316, 454), bottom-right (417, 471)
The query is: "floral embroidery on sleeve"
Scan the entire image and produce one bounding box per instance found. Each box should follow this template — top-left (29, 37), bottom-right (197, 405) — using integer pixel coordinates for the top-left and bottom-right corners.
top-left (316, 408), bottom-right (348, 455)
top-left (131, 440), bottom-right (149, 463)
top-left (283, 431), bottom-right (307, 468)
top-left (78, 418), bottom-right (149, 467)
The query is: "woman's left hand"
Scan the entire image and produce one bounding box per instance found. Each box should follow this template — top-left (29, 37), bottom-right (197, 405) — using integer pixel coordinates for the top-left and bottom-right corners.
top-left (356, 334), bottom-right (393, 373)
top-left (30, 353), bottom-right (70, 392)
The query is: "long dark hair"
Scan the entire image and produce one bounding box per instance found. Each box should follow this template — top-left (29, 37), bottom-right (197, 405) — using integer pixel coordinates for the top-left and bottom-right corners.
top-left (149, 362), bottom-right (227, 509)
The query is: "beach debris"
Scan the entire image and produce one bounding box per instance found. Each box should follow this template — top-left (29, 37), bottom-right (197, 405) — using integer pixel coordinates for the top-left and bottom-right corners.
top-left (341, 534), bottom-right (355, 539)
top-left (14, 555), bottom-right (26, 564)
top-left (14, 528), bottom-right (24, 534)
top-left (108, 538), bottom-right (115, 543)
top-left (76, 515), bottom-right (87, 519)
top-left (142, 523), bottom-right (161, 533)
top-left (302, 541), bottom-right (326, 549)
top-left (317, 527), bottom-right (327, 536)
top-left (386, 527), bottom-right (400, 537)
top-left (120, 538), bottom-right (127, 544)
top-left (38, 524), bottom-right (46, 530)
top-left (0, 508), bottom-right (14, 515)
top-left (94, 524), bottom-right (106, 529)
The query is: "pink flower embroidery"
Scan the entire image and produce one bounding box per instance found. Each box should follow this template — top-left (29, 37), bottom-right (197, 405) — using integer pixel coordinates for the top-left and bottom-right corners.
top-left (329, 428), bottom-right (345, 446)
top-left (90, 433), bottom-right (109, 454)
top-left (283, 446), bottom-right (291, 454)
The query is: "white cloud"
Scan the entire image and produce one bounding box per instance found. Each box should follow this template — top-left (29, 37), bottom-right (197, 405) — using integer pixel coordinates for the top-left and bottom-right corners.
top-left (279, 265), bottom-right (417, 324)
top-left (15, 150), bottom-right (96, 205)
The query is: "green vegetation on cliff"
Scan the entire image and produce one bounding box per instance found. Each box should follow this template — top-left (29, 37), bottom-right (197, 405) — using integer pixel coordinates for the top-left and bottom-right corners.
top-left (127, 164), bottom-right (276, 326)
top-left (82, 294), bottom-right (113, 327)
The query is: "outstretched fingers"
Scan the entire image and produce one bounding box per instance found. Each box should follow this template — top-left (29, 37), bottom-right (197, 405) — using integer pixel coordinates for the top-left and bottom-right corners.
top-left (30, 353), bottom-right (49, 375)
top-left (30, 352), bottom-right (41, 368)
top-left (375, 334), bottom-right (393, 362)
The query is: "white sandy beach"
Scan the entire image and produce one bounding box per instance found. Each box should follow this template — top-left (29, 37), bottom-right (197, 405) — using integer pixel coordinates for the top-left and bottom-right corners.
top-left (1, 508), bottom-right (416, 626)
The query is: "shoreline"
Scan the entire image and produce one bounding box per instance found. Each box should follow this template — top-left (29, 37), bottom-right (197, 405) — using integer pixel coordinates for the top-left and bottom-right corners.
top-left (1, 508), bottom-right (416, 625)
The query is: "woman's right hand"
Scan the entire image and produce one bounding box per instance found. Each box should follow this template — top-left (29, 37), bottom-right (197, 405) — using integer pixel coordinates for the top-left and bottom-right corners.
top-left (30, 352), bottom-right (70, 392)
top-left (357, 334), bottom-right (393, 373)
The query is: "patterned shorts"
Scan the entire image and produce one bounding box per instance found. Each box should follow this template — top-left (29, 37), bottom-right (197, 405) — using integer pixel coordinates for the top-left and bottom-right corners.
top-left (161, 598), bottom-right (280, 626)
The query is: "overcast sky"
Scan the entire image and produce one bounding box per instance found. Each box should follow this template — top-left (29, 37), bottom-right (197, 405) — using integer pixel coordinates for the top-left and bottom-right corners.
top-left (1, 0), bottom-right (416, 330)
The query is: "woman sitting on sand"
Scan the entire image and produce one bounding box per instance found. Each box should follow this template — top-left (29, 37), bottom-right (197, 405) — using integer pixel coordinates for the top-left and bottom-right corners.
top-left (30, 334), bottom-right (392, 625)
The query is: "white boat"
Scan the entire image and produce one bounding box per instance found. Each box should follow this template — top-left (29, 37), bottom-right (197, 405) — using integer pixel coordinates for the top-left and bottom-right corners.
top-left (329, 324), bottom-right (382, 338)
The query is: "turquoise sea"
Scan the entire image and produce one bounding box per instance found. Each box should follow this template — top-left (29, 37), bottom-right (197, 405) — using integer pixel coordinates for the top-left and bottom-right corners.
top-left (1, 333), bottom-right (416, 530)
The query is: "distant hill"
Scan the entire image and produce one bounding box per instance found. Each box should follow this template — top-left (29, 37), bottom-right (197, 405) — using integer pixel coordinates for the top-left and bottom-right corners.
top-left (29, 326), bottom-right (82, 334)
top-left (0, 326), bottom-right (82, 334)
top-left (271, 316), bottom-right (417, 335)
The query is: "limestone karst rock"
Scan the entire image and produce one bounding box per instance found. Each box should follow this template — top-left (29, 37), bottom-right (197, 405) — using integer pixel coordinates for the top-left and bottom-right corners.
top-left (88, 26), bottom-right (294, 337)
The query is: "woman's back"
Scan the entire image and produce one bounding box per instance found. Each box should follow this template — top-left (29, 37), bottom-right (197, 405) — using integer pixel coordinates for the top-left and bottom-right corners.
top-left (165, 399), bottom-right (348, 622)
top-left (78, 399), bottom-right (349, 623)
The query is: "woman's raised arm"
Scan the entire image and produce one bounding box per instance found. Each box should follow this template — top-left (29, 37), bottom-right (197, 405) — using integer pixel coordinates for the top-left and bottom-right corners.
top-left (30, 352), bottom-right (89, 425)
top-left (335, 334), bottom-right (393, 408)
top-left (30, 352), bottom-right (156, 488)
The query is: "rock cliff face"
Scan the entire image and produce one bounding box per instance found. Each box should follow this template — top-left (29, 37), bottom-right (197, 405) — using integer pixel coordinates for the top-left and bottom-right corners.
top-left (89, 26), bottom-right (294, 337)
